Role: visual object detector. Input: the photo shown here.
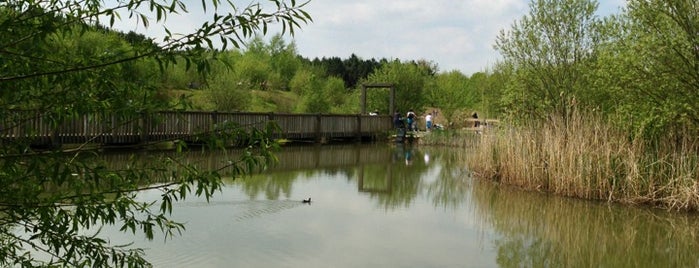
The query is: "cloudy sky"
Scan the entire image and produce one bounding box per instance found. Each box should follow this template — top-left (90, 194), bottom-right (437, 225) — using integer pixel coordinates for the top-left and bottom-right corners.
top-left (112, 0), bottom-right (627, 75)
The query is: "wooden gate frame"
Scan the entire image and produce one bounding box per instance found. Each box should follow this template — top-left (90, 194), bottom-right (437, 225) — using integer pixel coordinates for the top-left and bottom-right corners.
top-left (360, 83), bottom-right (395, 115)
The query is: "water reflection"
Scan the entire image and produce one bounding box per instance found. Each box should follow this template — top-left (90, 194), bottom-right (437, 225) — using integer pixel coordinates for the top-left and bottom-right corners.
top-left (235, 144), bottom-right (699, 267)
top-left (469, 180), bottom-right (699, 267)
top-left (95, 144), bottom-right (699, 267)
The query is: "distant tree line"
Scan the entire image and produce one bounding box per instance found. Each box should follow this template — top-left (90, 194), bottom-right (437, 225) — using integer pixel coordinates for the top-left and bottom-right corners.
top-left (305, 54), bottom-right (383, 89)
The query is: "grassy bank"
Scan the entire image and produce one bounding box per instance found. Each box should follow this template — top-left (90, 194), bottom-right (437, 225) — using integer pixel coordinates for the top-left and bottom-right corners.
top-left (444, 114), bottom-right (699, 212)
top-left (168, 89), bottom-right (300, 112)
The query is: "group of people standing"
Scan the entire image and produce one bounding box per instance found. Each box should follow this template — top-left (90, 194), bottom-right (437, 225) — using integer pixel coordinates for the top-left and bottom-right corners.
top-left (393, 109), bottom-right (434, 131)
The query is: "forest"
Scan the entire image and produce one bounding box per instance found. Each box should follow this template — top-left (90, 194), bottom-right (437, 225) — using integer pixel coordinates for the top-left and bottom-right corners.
top-left (1, 0), bottom-right (698, 267)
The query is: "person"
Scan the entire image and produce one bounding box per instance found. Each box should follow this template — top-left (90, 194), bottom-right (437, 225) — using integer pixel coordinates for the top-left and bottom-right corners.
top-left (393, 110), bottom-right (404, 129)
top-left (472, 112), bottom-right (480, 128)
top-left (404, 147), bottom-right (413, 165)
top-left (406, 109), bottom-right (416, 131)
top-left (425, 112), bottom-right (433, 131)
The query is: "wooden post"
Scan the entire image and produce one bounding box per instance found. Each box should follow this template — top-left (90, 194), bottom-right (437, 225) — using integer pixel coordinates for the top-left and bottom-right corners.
top-left (267, 112), bottom-right (277, 140)
top-left (361, 83), bottom-right (394, 115)
top-left (315, 114), bottom-right (323, 143)
top-left (110, 114), bottom-right (117, 144)
top-left (50, 129), bottom-right (61, 149)
top-left (139, 112), bottom-right (147, 146)
top-left (267, 112), bottom-right (275, 125)
top-left (211, 111), bottom-right (219, 134)
top-left (356, 114), bottom-right (362, 142)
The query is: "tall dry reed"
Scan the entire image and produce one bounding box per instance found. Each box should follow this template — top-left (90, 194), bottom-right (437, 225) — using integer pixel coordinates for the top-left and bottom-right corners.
top-left (468, 112), bottom-right (699, 211)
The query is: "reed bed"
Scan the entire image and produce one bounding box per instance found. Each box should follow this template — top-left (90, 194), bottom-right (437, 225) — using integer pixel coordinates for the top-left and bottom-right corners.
top-left (467, 113), bottom-right (699, 212)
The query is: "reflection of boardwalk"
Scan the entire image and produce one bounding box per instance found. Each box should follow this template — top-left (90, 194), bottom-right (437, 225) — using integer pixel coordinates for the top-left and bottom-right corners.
top-left (100, 144), bottom-right (395, 177)
top-left (270, 145), bottom-right (394, 172)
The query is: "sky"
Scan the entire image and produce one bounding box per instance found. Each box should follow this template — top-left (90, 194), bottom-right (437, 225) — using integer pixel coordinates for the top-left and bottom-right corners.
top-left (111, 0), bottom-right (627, 75)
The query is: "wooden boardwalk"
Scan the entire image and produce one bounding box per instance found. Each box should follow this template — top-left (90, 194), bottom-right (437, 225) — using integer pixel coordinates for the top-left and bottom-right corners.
top-left (0, 111), bottom-right (394, 146)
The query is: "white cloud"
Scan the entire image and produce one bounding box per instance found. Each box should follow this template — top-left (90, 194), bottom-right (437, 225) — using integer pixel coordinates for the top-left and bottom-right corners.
top-left (289, 0), bottom-right (531, 74)
top-left (107, 0), bottom-right (625, 75)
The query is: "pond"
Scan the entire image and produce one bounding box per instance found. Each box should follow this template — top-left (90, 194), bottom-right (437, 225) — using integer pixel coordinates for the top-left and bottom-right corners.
top-left (103, 143), bottom-right (699, 267)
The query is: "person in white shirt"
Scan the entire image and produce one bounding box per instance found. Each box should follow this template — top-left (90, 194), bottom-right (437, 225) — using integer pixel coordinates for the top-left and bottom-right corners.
top-left (425, 113), bottom-right (433, 131)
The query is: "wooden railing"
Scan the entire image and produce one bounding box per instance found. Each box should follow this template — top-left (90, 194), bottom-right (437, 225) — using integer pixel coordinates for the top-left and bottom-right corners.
top-left (0, 111), bottom-right (394, 146)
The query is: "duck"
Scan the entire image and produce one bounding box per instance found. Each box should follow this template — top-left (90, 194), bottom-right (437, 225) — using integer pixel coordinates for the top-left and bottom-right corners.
top-left (302, 197), bottom-right (312, 203)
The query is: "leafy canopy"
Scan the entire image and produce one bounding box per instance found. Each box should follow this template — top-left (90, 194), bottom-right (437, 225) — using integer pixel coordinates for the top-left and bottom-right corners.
top-left (0, 0), bottom-right (310, 267)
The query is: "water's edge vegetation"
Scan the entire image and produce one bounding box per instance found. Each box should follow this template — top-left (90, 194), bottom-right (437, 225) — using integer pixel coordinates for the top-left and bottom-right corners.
top-left (420, 113), bottom-right (699, 213)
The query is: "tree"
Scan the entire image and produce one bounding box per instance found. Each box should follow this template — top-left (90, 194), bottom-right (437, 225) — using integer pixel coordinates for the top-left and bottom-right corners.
top-left (474, 66), bottom-right (510, 119)
top-left (429, 71), bottom-right (479, 123)
top-left (238, 35), bottom-right (298, 91)
top-left (235, 51), bottom-right (275, 90)
top-left (598, 0), bottom-right (699, 138)
top-left (289, 67), bottom-right (317, 96)
top-left (363, 60), bottom-right (432, 115)
top-left (206, 71), bottom-right (252, 111)
top-left (305, 55), bottom-right (383, 89)
top-left (324, 76), bottom-right (348, 111)
top-left (299, 83), bottom-right (330, 113)
top-left (267, 34), bottom-right (302, 91)
top-left (494, 0), bottom-right (602, 121)
top-left (292, 70), bottom-right (335, 114)
top-left (0, 1), bottom-right (309, 267)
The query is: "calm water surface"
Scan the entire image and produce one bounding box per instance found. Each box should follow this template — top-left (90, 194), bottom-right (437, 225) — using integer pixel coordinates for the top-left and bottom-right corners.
top-left (104, 144), bottom-right (699, 267)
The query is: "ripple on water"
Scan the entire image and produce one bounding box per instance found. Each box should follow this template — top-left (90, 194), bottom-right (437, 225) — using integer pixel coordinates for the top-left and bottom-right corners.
top-left (144, 199), bottom-right (310, 268)
top-left (233, 200), bottom-right (306, 221)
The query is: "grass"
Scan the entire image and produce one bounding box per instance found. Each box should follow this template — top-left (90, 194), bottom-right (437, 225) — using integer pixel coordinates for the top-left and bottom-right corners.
top-left (167, 89), bottom-right (214, 110)
top-left (167, 89), bottom-right (300, 113)
top-left (465, 112), bottom-right (699, 212)
top-left (248, 90), bottom-right (299, 113)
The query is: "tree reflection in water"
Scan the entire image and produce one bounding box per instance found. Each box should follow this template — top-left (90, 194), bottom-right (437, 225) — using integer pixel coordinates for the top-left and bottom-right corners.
top-left (99, 144), bottom-right (699, 267)
top-left (469, 170), bottom-right (699, 267)
top-left (239, 144), bottom-right (699, 267)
